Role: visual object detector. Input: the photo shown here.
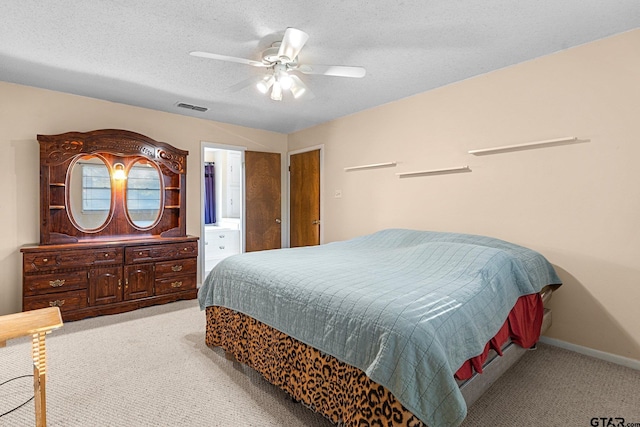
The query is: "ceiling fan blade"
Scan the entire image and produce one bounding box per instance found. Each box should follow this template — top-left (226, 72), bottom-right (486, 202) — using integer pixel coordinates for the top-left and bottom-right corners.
top-left (297, 64), bottom-right (366, 78)
top-left (277, 28), bottom-right (309, 62)
top-left (189, 51), bottom-right (268, 67)
top-left (226, 75), bottom-right (264, 93)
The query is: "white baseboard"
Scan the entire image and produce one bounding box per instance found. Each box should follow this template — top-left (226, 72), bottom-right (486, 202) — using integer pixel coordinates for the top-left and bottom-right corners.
top-left (539, 336), bottom-right (640, 371)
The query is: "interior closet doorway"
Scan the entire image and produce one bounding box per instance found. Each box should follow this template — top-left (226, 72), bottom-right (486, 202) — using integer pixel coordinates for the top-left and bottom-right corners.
top-left (201, 143), bottom-right (244, 283)
top-left (245, 151), bottom-right (282, 252)
top-left (288, 145), bottom-right (324, 247)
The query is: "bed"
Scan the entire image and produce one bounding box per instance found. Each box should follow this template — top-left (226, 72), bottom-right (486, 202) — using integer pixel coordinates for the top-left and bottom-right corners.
top-left (198, 229), bottom-right (562, 427)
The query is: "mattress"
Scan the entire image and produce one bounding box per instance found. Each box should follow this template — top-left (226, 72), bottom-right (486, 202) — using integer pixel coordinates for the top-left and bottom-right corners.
top-left (198, 229), bottom-right (561, 426)
top-left (204, 289), bottom-right (555, 427)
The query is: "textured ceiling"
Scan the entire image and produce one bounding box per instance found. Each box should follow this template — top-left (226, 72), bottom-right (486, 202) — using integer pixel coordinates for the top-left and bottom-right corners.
top-left (2, 1), bottom-right (638, 134)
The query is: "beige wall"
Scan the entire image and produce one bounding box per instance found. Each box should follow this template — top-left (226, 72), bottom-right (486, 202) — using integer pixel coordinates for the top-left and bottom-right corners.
top-left (3, 29), bottom-right (638, 363)
top-left (0, 81), bottom-right (287, 316)
top-left (289, 30), bottom-right (640, 361)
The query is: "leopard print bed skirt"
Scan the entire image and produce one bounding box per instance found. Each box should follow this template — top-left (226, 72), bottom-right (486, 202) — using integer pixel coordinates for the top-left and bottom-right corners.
top-left (205, 306), bottom-right (426, 427)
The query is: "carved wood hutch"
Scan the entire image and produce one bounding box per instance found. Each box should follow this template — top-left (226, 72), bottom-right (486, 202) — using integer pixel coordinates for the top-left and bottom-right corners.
top-left (21, 130), bottom-right (198, 321)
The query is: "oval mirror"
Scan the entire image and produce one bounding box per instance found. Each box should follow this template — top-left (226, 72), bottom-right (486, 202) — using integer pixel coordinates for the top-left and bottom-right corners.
top-left (126, 158), bottom-right (162, 228)
top-left (68, 155), bottom-right (112, 231)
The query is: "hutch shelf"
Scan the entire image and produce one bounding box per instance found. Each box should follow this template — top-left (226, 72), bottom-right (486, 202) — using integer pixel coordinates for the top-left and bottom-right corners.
top-left (21, 129), bottom-right (198, 321)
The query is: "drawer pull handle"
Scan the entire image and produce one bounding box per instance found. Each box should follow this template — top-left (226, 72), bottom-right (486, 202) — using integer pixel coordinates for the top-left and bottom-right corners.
top-left (171, 265), bottom-right (183, 272)
top-left (104, 253), bottom-right (109, 257)
top-left (49, 299), bottom-right (65, 307)
top-left (171, 281), bottom-right (183, 288)
top-left (49, 279), bottom-right (65, 288)
top-left (139, 252), bottom-right (144, 256)
top-left (183, 247), bottom-right (189, 251)
top-left (219, 235), bottom-right (225, 238)
top-left (219, 246), bottom-right (225, 250)
top-left (43, 258), bottom-right (48, 262)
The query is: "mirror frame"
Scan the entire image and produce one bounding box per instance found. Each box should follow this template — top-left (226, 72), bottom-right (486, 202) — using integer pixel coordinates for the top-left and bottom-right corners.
top-left (38, 129), bottom-right (188, 244)
top-left (66, 154), bottom-right (115, 233)
top-left (124, 157), bottom-right (164, 230)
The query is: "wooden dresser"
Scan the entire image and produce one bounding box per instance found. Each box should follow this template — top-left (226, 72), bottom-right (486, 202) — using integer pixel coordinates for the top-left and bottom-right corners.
top-left (23, 129), bottom-right (198, 321)
top-left (22, 237), bottom-right (198, 321)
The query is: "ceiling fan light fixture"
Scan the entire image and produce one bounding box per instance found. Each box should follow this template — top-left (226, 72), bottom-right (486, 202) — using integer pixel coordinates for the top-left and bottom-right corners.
top-left (289, 75), bottom-right (309, 99)
top-left (278, 72), bottom-right (293, 91)
top-left (290, 85), bottom-right (306, 99)
top-left (256, 75), bottom-right (275, 94)
top-left (270, 80), bottom-right (283, 101)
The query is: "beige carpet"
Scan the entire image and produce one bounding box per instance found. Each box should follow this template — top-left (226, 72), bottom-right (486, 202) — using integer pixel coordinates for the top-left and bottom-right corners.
top-left (1, 300), bottom-right (639, 426)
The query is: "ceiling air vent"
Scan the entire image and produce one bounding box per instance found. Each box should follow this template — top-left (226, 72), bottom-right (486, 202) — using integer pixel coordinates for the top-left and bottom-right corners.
top-left (176, 102), bottom-right (208, 112)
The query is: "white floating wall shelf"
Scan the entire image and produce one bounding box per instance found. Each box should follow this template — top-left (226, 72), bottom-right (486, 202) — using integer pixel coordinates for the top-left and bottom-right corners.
top-left (344, 161), bottom-right (397, 172)
top-left (468, 137), bottom-right (586, 156)
top-left (396, 166), bottom-right (471, 178)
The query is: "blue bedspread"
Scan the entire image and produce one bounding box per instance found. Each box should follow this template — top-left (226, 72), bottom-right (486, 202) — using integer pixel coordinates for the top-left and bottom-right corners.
top-left (198, 229), bottom-right (561, 427)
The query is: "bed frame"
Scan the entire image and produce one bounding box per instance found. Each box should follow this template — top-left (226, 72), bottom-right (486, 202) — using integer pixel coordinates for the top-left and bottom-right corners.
top-left (207, 286), bottom-right (557, 426)
top-left (459, 286), bottom-right (554, 405)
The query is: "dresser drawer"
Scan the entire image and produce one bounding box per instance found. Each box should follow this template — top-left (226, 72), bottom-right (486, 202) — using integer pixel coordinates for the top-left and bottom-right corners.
top-left (23, 247), bottom-right (123, 273)
top-left (206, 242), bottom-right (237, 257)
top-left (155, 258), bottom-right (197, 278)
top-left (23, 252), bottom-right (60, 273)
top-left (23, 289), bottom-right (88, 313)
top-left (205, 229), bottom-right (236, 243)
top-left (57, 248), bottom-right (123, 266)
top-left (126, 241), bottom-right (198, 263)
top-left (154, 275), bottom-right (196, 295)
top-left (23, 270), bottom-right (88, 296)
top-left (90, 248), bottom-right (123, 265)
top-left (205, 229), bottom-right (239, 256)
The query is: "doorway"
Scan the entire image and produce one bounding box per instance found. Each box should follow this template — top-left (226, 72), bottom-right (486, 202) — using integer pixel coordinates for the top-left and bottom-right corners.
top-left (200, 144), bottom-right (244, 283)
top-left (201, 145), bottom-right (285, 283)
top-left (288, 146), bottom-right (324, 247)
top-left (245, 151), bottom-right (282, 252)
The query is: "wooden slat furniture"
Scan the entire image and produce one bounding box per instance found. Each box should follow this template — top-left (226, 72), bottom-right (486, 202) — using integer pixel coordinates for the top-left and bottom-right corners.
top-left (0, 307), bottom-right (63, 427)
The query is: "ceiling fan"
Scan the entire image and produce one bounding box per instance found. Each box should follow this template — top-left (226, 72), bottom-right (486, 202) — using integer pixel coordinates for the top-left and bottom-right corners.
top-left (190, 27), bottom-right (366, 101)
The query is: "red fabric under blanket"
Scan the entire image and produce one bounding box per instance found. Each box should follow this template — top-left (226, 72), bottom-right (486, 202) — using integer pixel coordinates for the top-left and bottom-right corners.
top-left (454, 293), bottom-right (544, 380)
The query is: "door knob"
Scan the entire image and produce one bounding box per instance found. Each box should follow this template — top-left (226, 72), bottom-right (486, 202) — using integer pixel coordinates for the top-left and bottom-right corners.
top-left (312, 220), bottom-right (320, 225)
top-left (275, 218), bottom-right (282, 224)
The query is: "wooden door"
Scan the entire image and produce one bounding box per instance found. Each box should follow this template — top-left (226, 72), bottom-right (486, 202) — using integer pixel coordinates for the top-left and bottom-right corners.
top-left (245, 151), bottom-right (281, 252)
top-left (123, 263), bottom-right (155, 300)
top-left (89, 266), bottom-right (122, 306)
top-left (290, 149), bottom-right (320, 247)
